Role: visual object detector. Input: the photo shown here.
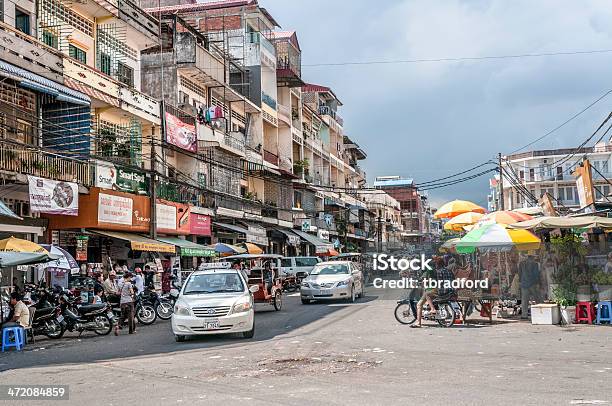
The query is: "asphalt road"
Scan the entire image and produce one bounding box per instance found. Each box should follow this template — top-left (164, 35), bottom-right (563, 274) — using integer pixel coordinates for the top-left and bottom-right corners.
top-left (1, 289), bottom-right (611, 406)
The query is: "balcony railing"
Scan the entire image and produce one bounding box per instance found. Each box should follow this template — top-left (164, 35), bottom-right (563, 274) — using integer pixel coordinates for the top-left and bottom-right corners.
top-left (263, 149), bottom-right (279, 166)
top-left (318, 105), bottom-right (344, 127)
top-left (0, 21), bottom-right (63, 82)
top-left (224, 132), bottom-right (246, 154)
top-left (0, 141), bottom-right (91, 185)
top-left (277, 104), bottom-right (291, 125)
top-left (175, 33), bottom-right (225, 85)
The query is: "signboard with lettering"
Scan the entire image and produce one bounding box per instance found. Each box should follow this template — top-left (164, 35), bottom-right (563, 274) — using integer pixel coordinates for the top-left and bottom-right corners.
top-left (28, 176), bottom-right (78, 216)
top-left (190, 213), bottom-right (212, 236)
top-left (95, 161), bottom-right (148, 195)
top-left (156, 203), bottom-right (177, 230)
top-left (98, 193), bottom-right (133, 225)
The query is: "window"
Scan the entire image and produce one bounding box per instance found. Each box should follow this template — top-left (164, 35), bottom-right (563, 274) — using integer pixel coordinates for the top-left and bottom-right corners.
top-left (99, 53), bottom-right (111, 75)
top-left (295, 257), bottom-right (319, 267)
top-left (16, 119), bottom-right (33, 145)
top-left (42, 30), bottom-right (58, 48)
top-left (558, 188), bottom-right (565, 201)
top-left (15, 8), bottom-right (30, 35)
top-left (117, 62), bottom-right (134, 87)
top-left (69, 44), bottom-right (86, 63)
top-left (529, 168), bottom-right (535, 181)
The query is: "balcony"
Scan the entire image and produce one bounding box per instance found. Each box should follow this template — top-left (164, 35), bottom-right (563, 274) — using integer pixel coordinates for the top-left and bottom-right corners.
top-left (263, 149), bottom-right (279, 166)
top-left (318, 105), bottom-right (344, 127)
top-left (197, 125), bottom-right (246, 157)
top-left (0, 141), bottom-right (91, 185)
top-left (262, 91), bottom-right (277, 110)
top-left (90, 0), bottom-right (159, 42)
top-left (273, 37), bottom-right (303, 88)
top-left (63, 56), bottom-right (121, 104)
top-left (118, 87), bottom-right (161, 124)
top-left (176, 32), bottom-right (225, 86)
top-left (0, 22), bottom-right (63, 82)
top-left (277, 104), bottom-right (291, 125)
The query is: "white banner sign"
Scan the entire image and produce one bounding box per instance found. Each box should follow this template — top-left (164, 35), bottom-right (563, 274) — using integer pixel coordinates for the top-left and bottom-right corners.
top-left (98, 193), bottom-right (133, 225)
top-left (156, 203), bottom-right (177, 230)
top-left (28, 176), bottom-right (78, 216)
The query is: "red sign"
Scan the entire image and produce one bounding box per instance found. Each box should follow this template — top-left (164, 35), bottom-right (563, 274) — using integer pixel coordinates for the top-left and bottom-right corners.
top-left (190, 213), bottom-right (211, 236)
top-left (165, 112), bottom-right (197, 152)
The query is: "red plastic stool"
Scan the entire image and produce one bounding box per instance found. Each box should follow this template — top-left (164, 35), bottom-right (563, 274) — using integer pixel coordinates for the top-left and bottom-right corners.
top-left (575, 301), bottom-right (596, 324)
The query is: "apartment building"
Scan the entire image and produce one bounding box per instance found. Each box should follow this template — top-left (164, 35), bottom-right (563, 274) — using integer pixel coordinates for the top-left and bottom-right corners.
top-left (491, 144), bottom-right (612, 211)
top-left (361, 191), bottom-right (403, 251)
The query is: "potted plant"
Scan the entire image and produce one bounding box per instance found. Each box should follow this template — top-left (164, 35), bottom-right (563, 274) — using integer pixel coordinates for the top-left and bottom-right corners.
top-left (552, 283), bottom-right (576, 325)
top-left (593, 270), bottom-right (612, 301)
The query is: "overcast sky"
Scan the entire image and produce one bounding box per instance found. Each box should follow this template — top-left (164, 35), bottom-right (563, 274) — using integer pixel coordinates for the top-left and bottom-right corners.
top-left (261, 0), bottom-right (612, 208)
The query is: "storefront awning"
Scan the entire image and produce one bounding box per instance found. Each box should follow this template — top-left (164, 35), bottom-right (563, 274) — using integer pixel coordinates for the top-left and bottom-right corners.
top-left (292, 229), bottom-right (334, 253)
top-left (0, 200), bottom-right (22, 220)
top-left (156, 236), bottom-right (216, 257)
top-left (214, 222), bottom-right (249, 235)
top-left (90, 230), bottom-right (175, 253)
top-left (275, 228), bottom-right (301, 246)
top-left (0, 60), bottom-right (90, 106)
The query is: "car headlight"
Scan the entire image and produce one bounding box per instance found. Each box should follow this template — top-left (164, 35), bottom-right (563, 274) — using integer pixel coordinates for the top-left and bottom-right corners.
top-left (301, 281), bottom-right (310, 288)
top-left (232, 298), bottom-right (252, 314)
top-left (174, 302), bottom-right (191, 316)
top-left (336, 279), bottom-right (350, 287)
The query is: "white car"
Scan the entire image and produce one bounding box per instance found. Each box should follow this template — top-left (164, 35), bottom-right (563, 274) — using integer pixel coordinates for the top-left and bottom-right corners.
top-left (171, 266), bottom-right (259, 342)
top-left (300, 261), bottom-right (365, 304)
top-left (280, 256), bottom-right (321, 277)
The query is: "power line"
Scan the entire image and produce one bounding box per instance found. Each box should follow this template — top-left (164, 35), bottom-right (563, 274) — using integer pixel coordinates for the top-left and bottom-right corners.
top-left (303, 48), bottom-right (612, 67)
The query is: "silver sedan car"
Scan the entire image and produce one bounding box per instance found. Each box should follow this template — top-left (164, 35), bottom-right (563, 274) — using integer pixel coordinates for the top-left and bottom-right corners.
top-left (300, 261), bottom-right (364, 304)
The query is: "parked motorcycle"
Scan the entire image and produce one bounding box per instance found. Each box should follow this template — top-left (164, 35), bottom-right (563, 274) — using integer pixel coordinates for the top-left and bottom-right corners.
top-left (141, 285), bottom-right (173, 321)
top-left (107, 292), bottom-right (157, 325)
top-left (24, 286), bottom-right (66, 339)
top-left (59, 295), bottom-right (114, 336)
top-left (394, 292), bottom-right (459, 328)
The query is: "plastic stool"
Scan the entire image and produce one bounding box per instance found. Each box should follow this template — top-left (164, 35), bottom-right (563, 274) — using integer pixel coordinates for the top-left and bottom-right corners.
top-left (1, 327), bottom-right (24, 352)
top-left (596, 301), bottom-right (612, 324)
top-left (575, 301), bottom-right (596, 324)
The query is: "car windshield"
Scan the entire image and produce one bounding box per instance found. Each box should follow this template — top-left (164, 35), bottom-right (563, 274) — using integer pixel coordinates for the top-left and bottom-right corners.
top-left (310, 264), bottom-right (350, 275)
top-left (183, 273), bottom-right (244, 295)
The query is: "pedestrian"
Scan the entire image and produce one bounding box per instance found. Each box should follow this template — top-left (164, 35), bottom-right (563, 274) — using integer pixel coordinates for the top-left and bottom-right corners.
top-left (92, 286), bottom-right (104, 304)
top-left (115, 272), bottom-right (135, 335)
top-left (604, 252), bottom-right (612, 273)
top-left (103, 270), bottom-right (119, 297)
top-left (133, 267), bottom-right (144, 295)
top-left (143, 264), bottom-right (155, 287)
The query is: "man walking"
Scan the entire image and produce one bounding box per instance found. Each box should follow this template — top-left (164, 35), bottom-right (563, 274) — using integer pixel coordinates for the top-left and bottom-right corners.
top-left (115, 272), bottom-right (135, 335)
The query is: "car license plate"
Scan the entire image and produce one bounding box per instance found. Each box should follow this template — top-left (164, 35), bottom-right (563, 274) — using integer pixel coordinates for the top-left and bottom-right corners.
top-left (107, 311), bottom-right (114, 319)
top-left (203, 320), bottom-right (219, 330)
top-left (320, 289), bottom-right (332, 295)
top-left (56, 315), bottom-right (64, 323)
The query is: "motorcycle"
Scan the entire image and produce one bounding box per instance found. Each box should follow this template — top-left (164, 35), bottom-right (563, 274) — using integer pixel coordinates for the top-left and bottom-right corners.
top-left (59, 294), bottom-right (114, 336)
top-left (24, 286), bottom-right (66, 339)
top-left (141, 285), bottom-right (173, 321)
top-left (394, 292), bottom-right (459, 328)
top-left (107, 291), bottom-right (157, 325)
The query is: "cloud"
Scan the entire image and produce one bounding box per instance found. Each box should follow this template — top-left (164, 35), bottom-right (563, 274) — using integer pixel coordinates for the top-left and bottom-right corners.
top-left (262, 0), bottom-right (612, 207)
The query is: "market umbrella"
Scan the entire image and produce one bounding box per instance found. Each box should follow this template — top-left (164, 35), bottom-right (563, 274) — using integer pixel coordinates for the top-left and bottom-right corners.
top-left (434, 200), bottom-right (486, 219)
top-left (0, 236), bottom-right (48, 253)
top-left (0, 252), bottom-right (59, 268)
top-left (238, 242), bottom-right (264, 255)
top-left (479, 210), bottom-right (532, 225)
top-left (213, 243), bottom-right (247, 255)
top-left (40, 245), bottom-right (80, 273)
top-left (509, 215), bottom-right (612, 230)
top-left (443, 212), bottom-right (484, 231)
top-left (439, 238), bottom-right (461, 253)
top-left (456, 223), bottom-right (541, 254)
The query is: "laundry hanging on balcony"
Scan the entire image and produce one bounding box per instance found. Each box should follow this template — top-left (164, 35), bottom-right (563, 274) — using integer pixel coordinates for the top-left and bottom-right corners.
top-left (197, 105), bottom-right (225, 124)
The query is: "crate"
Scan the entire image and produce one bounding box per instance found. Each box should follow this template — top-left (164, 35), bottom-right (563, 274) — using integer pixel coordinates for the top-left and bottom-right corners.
top-left (530, 303), bottom-right (560, 325)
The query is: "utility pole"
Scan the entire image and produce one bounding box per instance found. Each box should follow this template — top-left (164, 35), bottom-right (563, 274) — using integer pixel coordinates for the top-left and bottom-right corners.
top-left (150, 124), bottom-right (158, 240)
top-left (377, 215), bottom-right (383, 253)
top-left (498, 152), bottom-right (505, 210)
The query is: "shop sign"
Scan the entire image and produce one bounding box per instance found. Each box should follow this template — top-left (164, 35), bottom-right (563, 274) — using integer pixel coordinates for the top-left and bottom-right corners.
top-left (301, 219), bottom-right (311, 232)
top-left (246, 234), bottom-right (269, 246)
top-left (190, 213), bottom-right (211, 236)
top-left (286, 233), bottom-right (300, 246)
top-left (156, 203), bottom-right (177, 230)
top-left (318, 229), bottom-right (330, 241)
top-left (573, 159), bottom-right (595, 211)
top-left (28, 176), bottom-right (79, 216)
top-left (95, 161), bottom-right (148, 195)
top-left (181, 247), bottom-right (216, 257)
top-left (98, 193), bottom-right (133, 226)
top-left (75, 235), bottom-right (88, 261)
top-left (165, 112), bottom-right (197, 152)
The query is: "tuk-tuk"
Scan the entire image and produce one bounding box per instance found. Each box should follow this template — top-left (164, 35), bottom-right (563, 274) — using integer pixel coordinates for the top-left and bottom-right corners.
top-left (223, 254), bottom-right (283, 311)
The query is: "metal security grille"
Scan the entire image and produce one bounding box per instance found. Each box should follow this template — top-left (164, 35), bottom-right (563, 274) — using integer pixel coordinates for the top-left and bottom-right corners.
top-left (38, 0), bottom-right (94, 54)
top-left (96, 24), bottom-right (135, 85)
top-left (95, 118), bottom-right (142, 165)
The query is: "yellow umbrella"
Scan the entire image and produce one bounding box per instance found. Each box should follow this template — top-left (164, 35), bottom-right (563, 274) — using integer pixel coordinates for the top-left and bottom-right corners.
top-left (443, 212), bottom-right (484, 231)
top-left (434, 200), bottom-right (486, 219)
top-left (0, 236), bottom-right (48, 254)
top-left (239, 242), bottom-right (264, 254)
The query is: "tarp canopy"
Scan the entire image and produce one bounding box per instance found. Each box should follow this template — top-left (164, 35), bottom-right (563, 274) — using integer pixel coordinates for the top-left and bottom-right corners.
top-left (0, 200), bottom-right (21, 220)
top-left (509, 215), bottom-right (612, 230)
top-left (91, 230), bottom-right (175, 253)
top-left (292, 229), bottom-right (334, 253)
top-left (0, 252), bottom-right (60, 268)
top-left (156, 237), bottom-right (216, 257)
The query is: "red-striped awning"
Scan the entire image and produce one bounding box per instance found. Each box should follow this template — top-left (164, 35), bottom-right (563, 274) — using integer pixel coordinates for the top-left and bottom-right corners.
top-left (64, 77), bottom-right (120, 107)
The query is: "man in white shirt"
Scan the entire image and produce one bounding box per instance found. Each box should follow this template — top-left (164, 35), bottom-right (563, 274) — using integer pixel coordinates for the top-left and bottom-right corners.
top-left (134, 267), bottom-right (145, 295)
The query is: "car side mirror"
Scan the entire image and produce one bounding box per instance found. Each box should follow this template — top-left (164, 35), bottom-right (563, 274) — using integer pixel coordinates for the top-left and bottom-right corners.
top-left (249, 285), bottom-right (259, 293)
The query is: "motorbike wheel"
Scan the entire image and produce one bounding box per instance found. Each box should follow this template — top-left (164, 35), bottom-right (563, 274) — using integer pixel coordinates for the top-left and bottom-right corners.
top-left (394, 302), bottom-right (416, 325)
top-left (273, 291), bottom-right (282, 311)
top-left (156, 301), bottom-right (173, 320)
top-left (43, 319), bottom-right (66, 339)
top-left (137, 304), bottom-right (157, 325)
top-left (436, 303), bottom-right (456, 328)
top-left (93, 314), bottom-right (113, 336)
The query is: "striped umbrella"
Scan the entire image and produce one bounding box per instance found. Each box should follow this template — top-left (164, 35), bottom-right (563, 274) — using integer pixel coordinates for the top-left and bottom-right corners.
top-left (456, 223), bottom-right (541, 254)
top-left (479, 210), bottom-right (532, 225)
top-left (443, 212), bottom-right (484, 231)
top-left (434, 200), bottom-right (486, 219)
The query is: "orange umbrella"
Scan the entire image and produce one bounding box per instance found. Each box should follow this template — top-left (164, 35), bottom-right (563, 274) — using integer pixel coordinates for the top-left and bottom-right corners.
top-left (480, 210), bottom-right (532, 225)
top-left (443, 212), bottom-right (484, 231)
top-left (434, 200), bottom-right (486, 219)
top-left (316, 248), bottom-right (339, 257)
top-left (238, 243), bottom-right (264, 254)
